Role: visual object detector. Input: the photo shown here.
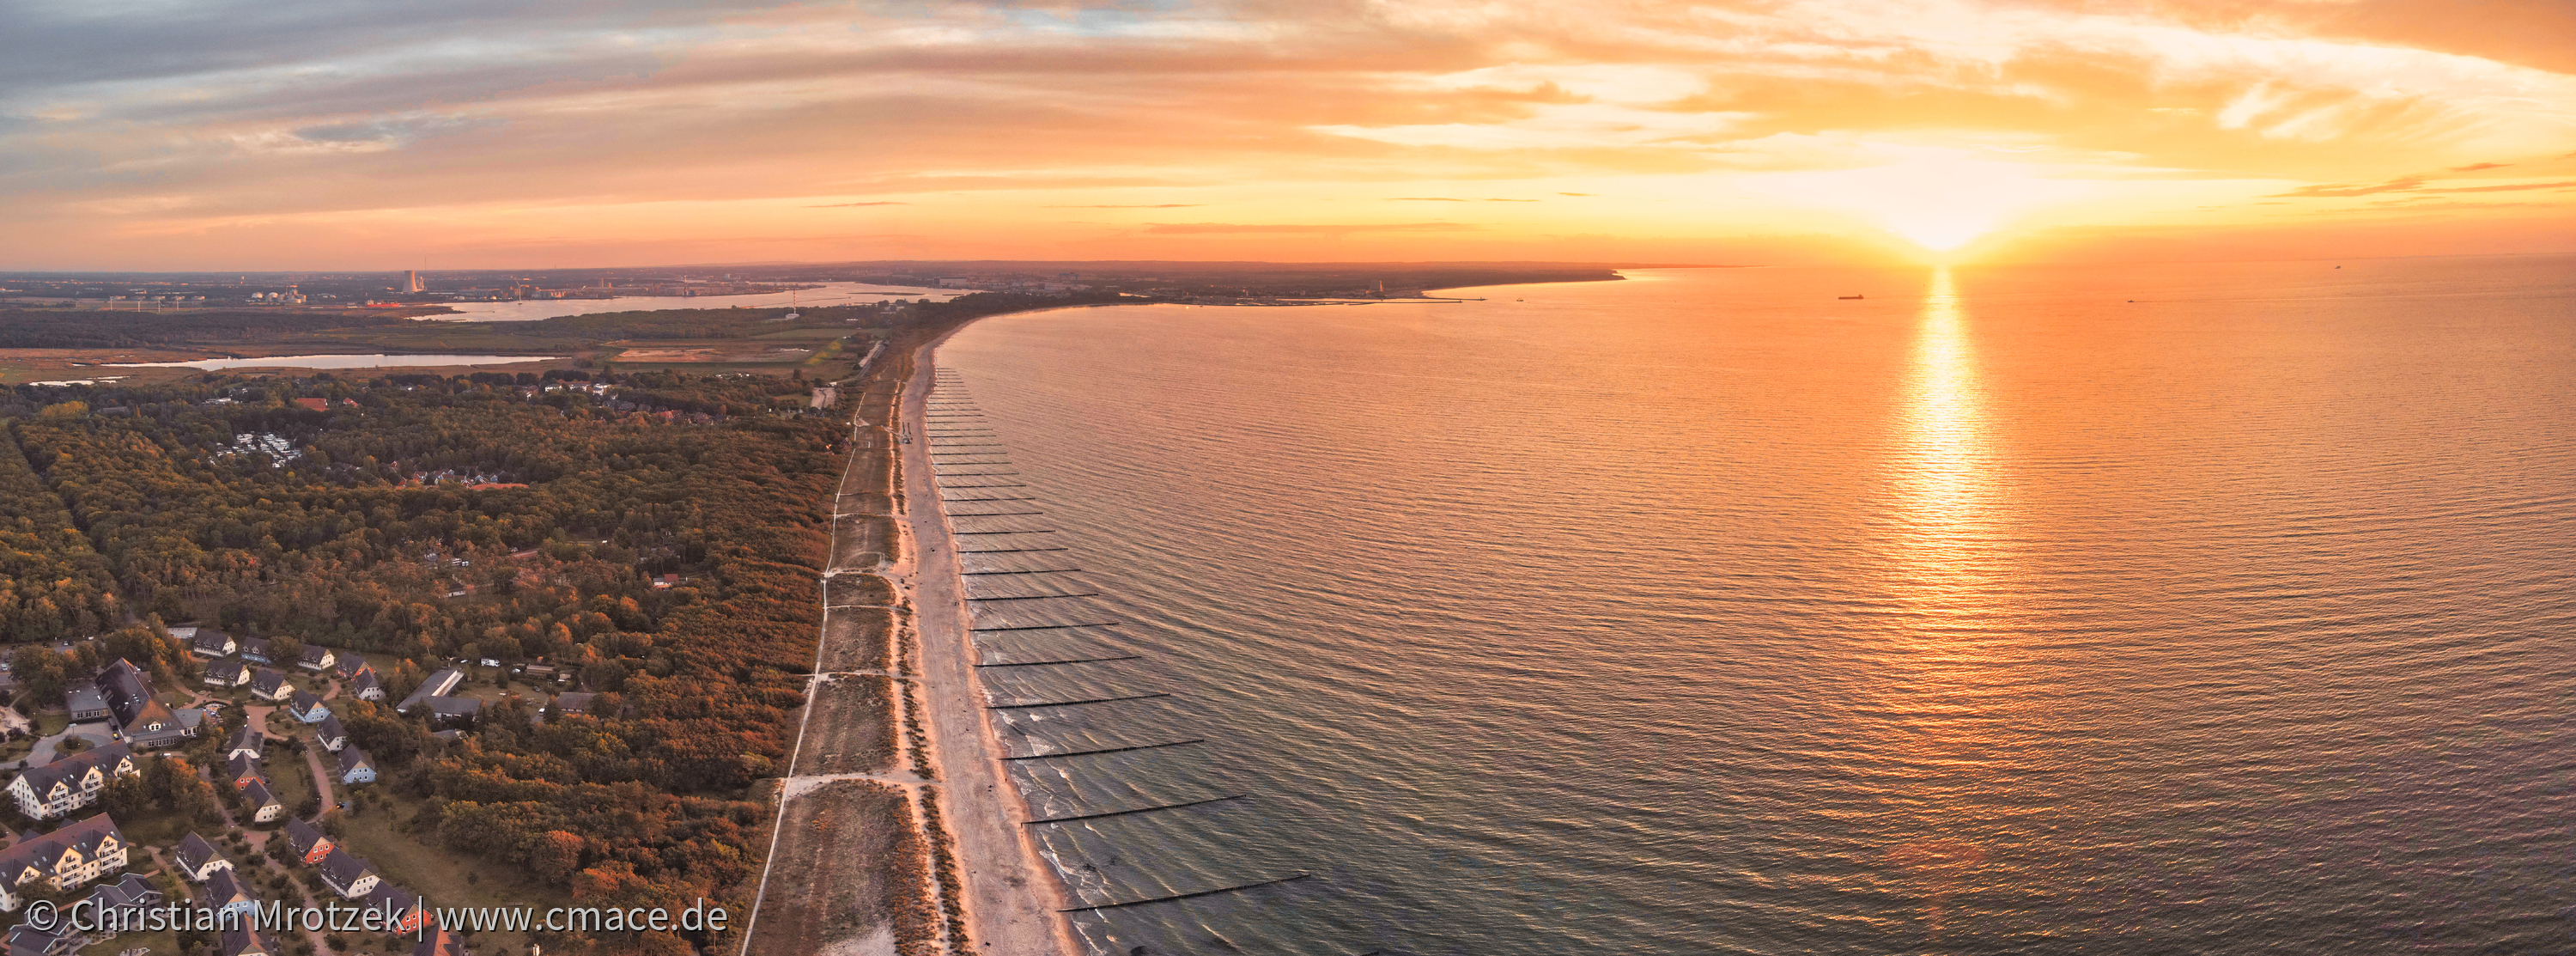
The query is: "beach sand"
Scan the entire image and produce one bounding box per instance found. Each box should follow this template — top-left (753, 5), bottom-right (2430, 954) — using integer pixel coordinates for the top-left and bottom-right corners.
top-left (897, 332), bottom-right (1079, 954)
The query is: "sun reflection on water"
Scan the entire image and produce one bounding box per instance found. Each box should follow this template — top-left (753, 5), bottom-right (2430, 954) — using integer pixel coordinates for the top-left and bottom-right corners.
top-left (1874, 265), bottom-right (2032, 943)
top-left (1897, 266), bottom-right (1999, 566)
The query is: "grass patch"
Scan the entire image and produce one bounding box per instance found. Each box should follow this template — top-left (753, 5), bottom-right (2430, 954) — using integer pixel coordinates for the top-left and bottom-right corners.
top-left (336, 792), bottom-right (564, 954)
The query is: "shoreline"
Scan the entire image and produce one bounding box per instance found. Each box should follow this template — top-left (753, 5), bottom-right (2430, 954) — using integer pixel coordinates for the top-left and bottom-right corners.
top-left (896, 323), bottom-right (1081, 954)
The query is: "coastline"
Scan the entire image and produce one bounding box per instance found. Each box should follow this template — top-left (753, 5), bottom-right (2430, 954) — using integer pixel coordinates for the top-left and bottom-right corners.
top-left (896, 323), bottom-right (1081, 953)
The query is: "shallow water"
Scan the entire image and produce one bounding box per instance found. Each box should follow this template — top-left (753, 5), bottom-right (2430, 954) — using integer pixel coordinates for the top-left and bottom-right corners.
top-left (434, 281), bottom-right (954, 321)
top-left (938, 257), bottom-right (2576, 955)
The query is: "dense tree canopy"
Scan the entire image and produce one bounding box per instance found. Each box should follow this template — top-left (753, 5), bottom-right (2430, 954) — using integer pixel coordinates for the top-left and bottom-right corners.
top-left (6, 367), bottom-right (845, 910)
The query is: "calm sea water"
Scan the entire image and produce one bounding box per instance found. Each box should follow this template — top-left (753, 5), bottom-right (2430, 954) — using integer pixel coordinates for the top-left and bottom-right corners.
top-left (936, 258), bottom-right (2576, 955)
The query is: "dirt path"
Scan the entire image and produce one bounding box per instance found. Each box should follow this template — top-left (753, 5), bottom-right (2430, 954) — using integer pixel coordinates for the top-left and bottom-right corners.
top-left (897, 338), bottom-right (1077, 954)
top-left (303, 743), bottom-right (337, 811)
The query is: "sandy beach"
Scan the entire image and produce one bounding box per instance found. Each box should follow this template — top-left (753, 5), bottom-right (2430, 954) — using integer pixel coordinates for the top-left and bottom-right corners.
top-left (896, 332), bottom-right (1079, 954)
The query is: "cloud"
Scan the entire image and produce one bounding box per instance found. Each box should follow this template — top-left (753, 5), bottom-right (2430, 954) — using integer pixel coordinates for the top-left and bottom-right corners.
top-left (2271, 177), bottom-right (2428, 198)
top-left (2272, 173), bottom-right (2576, 198)
top-left (2422, 180), bottom-right (2576, 192)
top-left (806, 201), bottom-right (908, 207)
top-left (1140, 222), bottom-right (1479, 234)
top-left (6, 0), bottom-right (2575, 266)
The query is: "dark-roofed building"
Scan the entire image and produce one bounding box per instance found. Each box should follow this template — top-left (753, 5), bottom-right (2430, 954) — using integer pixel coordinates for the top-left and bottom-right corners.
top-left (351, 669), bottom-right (386, 702)
top-left (5, 922), bottom-right (74, 956)
top-left (411, 926), bottom-right (466, 956)
top-left (284, 819), bottom-right (332, 865)
top-left (224, 753), bottom-right (264, 790)
top-left (203, 659), bottom-right (251, 688)
top-left (100, 658), bottom-right (198, 749)
top-left (335, 656), bottom-right (369, 680)
top-left (0, 814), bottom-right (130, 911)
top-left (248, 669), bottom-right (290, 703)
top-left (297, 645), bottom-right (336, 672)
top-left (363, 884), bottom-right (428, 934)
top-left (317, 848), bottom-right (378, 898)
top-left (82, 872), bottom-right (165, 940)
top-left (398, 668), bottom-right (463, 714)
top-left (218, 923), bottom-right (272, 956)
top-left (335, 746), bottom-right (376, 785)
top-left (190, 629), bottom-right (238, 657)
top-left (175, 832), bottom-right (232, 881)
top-left (241, 777), bottom-right (282, 823)
top-left (63, 682), bottom-right (109, 722)
top-left (197, 867), bottom-right (258, 922)
top-left (6, 743), bottom-right (137, 819)
top-left (314, 715), bottom-right (349, 752)
top-left (237, 638), bottom-right (272, 664)
top-left (228, 726), bottom-right (264, 762)
top-left (422, 695), bottom-right (482, 728)
top-left (287, 690), bottom-right (331, 723)
top-left (552, 691), bottom-right (596, 715)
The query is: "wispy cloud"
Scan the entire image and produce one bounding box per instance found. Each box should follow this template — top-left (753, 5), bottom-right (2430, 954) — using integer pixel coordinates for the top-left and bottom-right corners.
top-left (1045, 204), bottom-right (1203, 208)
top-left (2272, 177), bottom-right (2428, 198)
top-left (806, 201), bottom-right (908, 207)
top-left (1141, 222), bottom-right (1479, 234)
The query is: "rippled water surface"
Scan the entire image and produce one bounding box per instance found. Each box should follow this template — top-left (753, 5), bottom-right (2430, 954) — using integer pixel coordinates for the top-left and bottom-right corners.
top-left (936, 258), bottom-right (2576, 955)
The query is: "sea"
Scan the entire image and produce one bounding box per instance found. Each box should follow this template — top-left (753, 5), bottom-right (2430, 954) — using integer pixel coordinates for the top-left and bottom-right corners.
top-left (933, 256), bottom-right (2576, 955)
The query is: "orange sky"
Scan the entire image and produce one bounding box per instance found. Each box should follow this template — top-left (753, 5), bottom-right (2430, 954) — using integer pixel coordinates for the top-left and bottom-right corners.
top-left (4, 0), bottom-right (2574, 269)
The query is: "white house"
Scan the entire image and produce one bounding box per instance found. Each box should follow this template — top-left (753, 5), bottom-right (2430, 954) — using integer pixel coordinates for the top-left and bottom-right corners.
top-left (0, 814), bottom-right (130, 911)
top-left (5, 744), bottom-right (137, 820)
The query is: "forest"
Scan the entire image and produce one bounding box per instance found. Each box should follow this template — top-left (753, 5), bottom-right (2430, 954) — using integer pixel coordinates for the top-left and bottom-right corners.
top-left (2, 365), bottom-right (858, 952)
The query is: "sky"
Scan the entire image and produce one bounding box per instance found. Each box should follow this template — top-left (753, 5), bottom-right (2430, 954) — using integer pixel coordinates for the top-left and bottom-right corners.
top-left (4, 0), bottom-right (2574, 270)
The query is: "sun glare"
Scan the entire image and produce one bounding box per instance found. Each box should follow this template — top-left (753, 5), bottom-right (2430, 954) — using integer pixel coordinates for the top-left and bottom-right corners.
top-left (1751, 151), bottom-right (2094, 256)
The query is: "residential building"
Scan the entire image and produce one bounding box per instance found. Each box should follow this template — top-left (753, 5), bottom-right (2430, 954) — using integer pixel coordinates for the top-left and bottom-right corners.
top-left (224, 753), bottom-right (263, 789)
top-left (204, 660), bottom-right (251, 688)
top-left (82, 873), bottom-right (165, 940)
top-left (237, 638), bottom-right (272, 664)
top-left (314, 715), bottom-right (349, 752)
top-left (297, 645), bottom-right (336, 672)
top-left (283, 819), bottom-right (332, 865)
top-left (0, 814), bottom-right (131, 911)
top-left (241, 777), bottom-right (283, 823)
top-left (316, 848), bottom-right (378, 898)
top-left (5, 921), bottom-right (75, 956)
top-left (351, 670), bottom-right (386, 701)
top-left (227, 726), bottom-right (264, 762)
top-left (335, 746), bottom-right (376, 785)
top-left (553, 691), bottom-right (596, 715)
top-left (197, 868), bottom-right (258, 922)
top-left (287, 690), bottom-right (331, 723)
top-left (411, 927), bottom-right (467, 956)
top-left (175, 832), bottom-right (232, 882)
top-left (218, 923), bottom-right (272, 956)
top-left (363, 884), bottom-right (427, 934)
top-left (248, 669), bottom-right (290, 703)
top-left (190, 629), bottom-right (238, 657)
top-left (5, 744), bottom-right (137, 820)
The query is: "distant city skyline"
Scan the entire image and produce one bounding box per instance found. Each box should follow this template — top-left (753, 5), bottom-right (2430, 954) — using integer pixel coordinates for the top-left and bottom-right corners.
top-left (3, 1), bottom-right (2573, 270)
